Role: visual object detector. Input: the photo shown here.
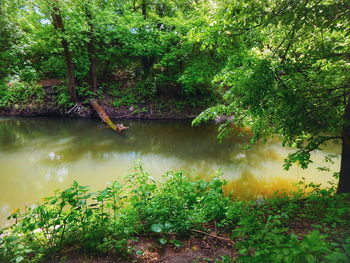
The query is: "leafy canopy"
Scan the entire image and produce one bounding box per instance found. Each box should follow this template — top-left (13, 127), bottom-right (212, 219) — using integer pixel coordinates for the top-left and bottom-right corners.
top-left (193, 0), bottom-right (350, 170)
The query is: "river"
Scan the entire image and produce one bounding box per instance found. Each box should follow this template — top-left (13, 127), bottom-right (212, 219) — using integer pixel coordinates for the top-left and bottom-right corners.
top-left (0, 116), bottom-right (340, 225)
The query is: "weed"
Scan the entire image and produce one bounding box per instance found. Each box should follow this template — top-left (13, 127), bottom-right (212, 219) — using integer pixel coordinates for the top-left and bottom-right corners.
top-left (0, 166), bottom-right (349, 262)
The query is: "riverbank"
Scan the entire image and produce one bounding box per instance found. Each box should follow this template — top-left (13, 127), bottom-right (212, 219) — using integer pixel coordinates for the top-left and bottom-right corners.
top-left (1, 168), bottom-right (349, 263)
top-left (0, 98), bottom-right (200, 120)
top-left (0, 80), bottom-right (216, 120)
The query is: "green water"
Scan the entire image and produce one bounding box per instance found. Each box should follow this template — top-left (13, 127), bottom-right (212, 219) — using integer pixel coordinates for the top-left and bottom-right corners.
top-left (0, 117), bottom-right (339, 225)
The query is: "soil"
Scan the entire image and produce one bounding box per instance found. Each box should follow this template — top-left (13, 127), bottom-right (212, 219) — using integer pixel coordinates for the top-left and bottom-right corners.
top-left (47, 232), bottom-right (238, 263)
top-left (46, 218), bottom-right (350, 263)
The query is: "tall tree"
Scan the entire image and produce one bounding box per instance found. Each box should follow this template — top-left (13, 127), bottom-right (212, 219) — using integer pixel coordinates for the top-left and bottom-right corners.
top-left (84, 2), bottom-right (98, 93)
top-left (141, 0), bottom-right (147, 19)
top-left (0, 0), bottom-right (21, 82)
top-left (82, 0), bottom-right (128, 132)
top-left (194, 0), bottom-right (350, 193)
top-left (50, 0), bottom-right (77, 101)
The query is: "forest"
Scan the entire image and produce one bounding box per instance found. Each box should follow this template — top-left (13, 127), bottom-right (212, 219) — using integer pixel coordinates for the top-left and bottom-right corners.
top-left (0, 0), bottom-right (350, 262)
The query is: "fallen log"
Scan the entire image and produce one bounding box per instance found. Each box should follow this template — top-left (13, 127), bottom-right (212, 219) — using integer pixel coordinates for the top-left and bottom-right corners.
top-left (90, 99), bottom-right (128, 132)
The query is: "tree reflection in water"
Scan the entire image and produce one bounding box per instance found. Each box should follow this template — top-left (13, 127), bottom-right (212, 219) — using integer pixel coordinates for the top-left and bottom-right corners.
top-left (0, 117), bottom-right (339, 225)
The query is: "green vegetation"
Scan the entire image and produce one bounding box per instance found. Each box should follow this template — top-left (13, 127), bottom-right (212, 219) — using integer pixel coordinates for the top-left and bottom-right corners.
top-left (0, 166), bottom-right (349, 262)
top-left (0, 0), bottom-right (349, 191)
top-left (0, 0), bottom-right (349, 192)
top-left (191, 0), bottom-right (350, 193)
top-left (0, 82), bottom-right (45, 108)
top-left (0, 0), bottom-right (222, 115)
top-left (1, 0), bottom-right (350, 261)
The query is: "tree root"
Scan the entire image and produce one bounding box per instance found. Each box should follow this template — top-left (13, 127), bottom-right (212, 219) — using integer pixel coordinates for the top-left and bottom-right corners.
top-left (66, 103), bottom-right (82, 115)
top-left (191, 229), bottom-right (235, 244)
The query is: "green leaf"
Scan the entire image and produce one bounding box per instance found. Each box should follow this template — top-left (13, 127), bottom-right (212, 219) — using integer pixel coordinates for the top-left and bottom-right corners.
top-left (171, 239), bottom-right (182, 247)
top-left (159, 238), bottom-right (167, 245)
top-left (151, 223), bottom-right (163, 233)
top-left (164, 222), bottom-right (173, 231)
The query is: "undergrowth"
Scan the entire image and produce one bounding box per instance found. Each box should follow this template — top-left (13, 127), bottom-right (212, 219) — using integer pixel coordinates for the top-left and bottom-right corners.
top-left (0, 81), bottom-right (45, 109)
top-left (0, 164), bottom-right (349, 262)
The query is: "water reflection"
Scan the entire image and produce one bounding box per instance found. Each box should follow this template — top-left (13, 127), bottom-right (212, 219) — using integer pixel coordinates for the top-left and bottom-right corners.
top-left (0, 117), bottom-right (340, 225)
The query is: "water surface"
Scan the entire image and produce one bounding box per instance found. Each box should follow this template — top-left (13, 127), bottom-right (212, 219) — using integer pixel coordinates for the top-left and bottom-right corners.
top-left (0, 117), bottom-right (340, 225)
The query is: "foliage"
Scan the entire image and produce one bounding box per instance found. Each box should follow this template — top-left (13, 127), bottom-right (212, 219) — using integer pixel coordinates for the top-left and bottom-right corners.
top-left (0, 166), bottom-right (349, 262)
top-left (225, 182), bottom-right (350, 263)
top-left (1, 0), bottom-right (350, 261)
top-left (110, 82), bottom-right (156, 109)
top-left (0, 1), bottom-right (21, 83)
top-left (53, 86), bottom-right (74, 108)
top-left (0, 0), bottom-right (224, 113)
top-left (192, 0), bottom-right (350, 193)
top-left (0, 81), bottom-right (45, 108)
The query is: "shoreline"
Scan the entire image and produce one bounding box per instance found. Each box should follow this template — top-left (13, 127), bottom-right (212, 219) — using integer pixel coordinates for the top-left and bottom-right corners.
top-left (0, 105), bottom-right (199, 120)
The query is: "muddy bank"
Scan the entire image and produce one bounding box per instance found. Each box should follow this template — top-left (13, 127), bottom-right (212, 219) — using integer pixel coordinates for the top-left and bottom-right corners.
top-left (0, 102), bottom-right (198, 120)
top-left (0, 80), bottom-right (206, 120)
top-left (0, 92), bottom-right (201, 120)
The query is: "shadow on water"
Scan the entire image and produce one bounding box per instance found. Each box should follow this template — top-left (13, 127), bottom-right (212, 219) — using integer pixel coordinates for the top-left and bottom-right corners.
top-left (0, 117), bottom-right (250, 164)
top-left (0, 117), bottom-right (340, 225)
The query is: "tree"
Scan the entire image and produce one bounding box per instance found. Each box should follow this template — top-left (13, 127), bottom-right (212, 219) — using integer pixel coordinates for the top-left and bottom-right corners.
top-left (49, 0), bottom-right (78, 101)
top-left (0, 0), bottom-right (22, 83)
top-left (193, 0), bottom-right (350, 193)
top-left (31, 0), bottom-right (127, 131)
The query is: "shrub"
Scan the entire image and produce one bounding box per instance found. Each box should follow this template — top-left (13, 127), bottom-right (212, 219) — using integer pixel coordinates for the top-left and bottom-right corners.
top-left (0, 166), bottom-right (349, 262)
top-left (0, 81), bottom-right (45, 108)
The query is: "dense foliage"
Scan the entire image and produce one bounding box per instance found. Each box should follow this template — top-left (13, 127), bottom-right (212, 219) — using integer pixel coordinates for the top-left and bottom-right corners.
top-left (1, 0), bottom-right (349, 192)
top-left (1, 1), bottom-right (350, 261)
top-left (192, 0), bottom-right (350, 193)
top-left (0, 0), bottom-right (222, 113)
top-left (0, 166), bottom-right (349, 262)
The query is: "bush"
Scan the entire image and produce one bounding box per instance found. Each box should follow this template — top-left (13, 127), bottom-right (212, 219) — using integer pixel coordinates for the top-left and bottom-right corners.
top-left (0, 166), bottom-right (349, 262)
top-left (110, 82), bottom-right (156, 109)
top-left (19, 66), bottom-right (38, 83)
top-left (0, 81), bottom-right (45, 108)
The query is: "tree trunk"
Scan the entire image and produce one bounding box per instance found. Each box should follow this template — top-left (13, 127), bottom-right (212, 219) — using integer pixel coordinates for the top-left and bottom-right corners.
top-left (140, 1), bottom-right (154, 77)
top-left (51, 4), bottom-right (77, 102)
top-left (90, 99), bottom-right (128, 132)
top-left (141, 0), bottom-right (147, 19)
top-left (86, 9), bottom-right (98, 93)
top-left (338, 97), bottom-right (350, 193)
top-left (338, 136), bottom-right (350, 193)
top-left (85, 8), bottom-right (128, 133)
top-left (133, 0), bottom-right (137, 12)
top-left (88, 42), bottom-right (98, 93)
top-left (142, 56), bottom-right (154, 77)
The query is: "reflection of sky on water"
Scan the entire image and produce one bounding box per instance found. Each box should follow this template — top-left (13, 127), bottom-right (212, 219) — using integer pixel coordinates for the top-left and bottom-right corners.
top-left (0, 117), bottom-right (340, 225)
